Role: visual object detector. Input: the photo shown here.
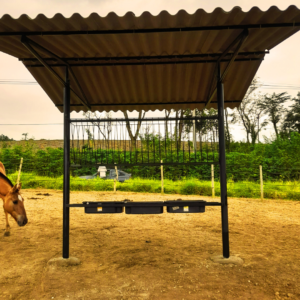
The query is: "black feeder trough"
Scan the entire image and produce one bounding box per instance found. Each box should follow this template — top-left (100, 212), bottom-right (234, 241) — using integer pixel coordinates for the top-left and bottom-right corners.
top-left (165, 200), bottom-right (206, 213)
top-left (83, 201), bottom-right (124, 214)
top-left (125, 202), bottom-right (164, 214)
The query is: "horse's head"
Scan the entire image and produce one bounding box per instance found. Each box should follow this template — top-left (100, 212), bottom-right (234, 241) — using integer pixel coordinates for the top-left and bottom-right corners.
top-left (3, 183), bottom-right (28, 227)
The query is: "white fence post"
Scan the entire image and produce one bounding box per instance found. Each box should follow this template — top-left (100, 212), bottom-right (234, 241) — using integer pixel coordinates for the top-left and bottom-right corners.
top-left (211, 164), bottom-right (215, 198)
top-left (260, 165), bottom-right (263, 200)
top-left (161, 160), bottom-right (164, 194)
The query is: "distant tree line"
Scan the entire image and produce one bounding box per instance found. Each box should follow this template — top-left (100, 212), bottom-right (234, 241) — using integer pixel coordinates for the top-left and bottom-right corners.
top-left (178, 79), bottom-right (300, 150)
top-left (0, 134), bottom-right (13, 141)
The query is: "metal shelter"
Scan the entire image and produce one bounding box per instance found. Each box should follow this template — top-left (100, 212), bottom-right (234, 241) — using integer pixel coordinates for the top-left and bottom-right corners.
top-left (0, 5), bottom-right (299, 259)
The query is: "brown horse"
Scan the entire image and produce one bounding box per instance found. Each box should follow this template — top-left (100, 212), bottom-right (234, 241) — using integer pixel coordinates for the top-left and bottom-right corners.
top-left (0, 162), bottom-right (28, 236)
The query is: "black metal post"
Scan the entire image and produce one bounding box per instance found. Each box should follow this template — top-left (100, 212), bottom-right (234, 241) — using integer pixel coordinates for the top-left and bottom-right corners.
top-left (63, 67), bottom-right (70, 258)
top-left (217, 63), bottom-right (230, 258)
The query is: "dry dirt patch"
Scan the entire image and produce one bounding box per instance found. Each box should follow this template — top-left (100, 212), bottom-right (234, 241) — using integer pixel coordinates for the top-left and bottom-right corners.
top-left (0, 189), bottom-right (300, 300)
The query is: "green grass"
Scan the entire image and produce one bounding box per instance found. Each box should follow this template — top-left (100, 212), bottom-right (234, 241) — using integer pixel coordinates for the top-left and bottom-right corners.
top-left (7, 172), bottom-right (300, 200)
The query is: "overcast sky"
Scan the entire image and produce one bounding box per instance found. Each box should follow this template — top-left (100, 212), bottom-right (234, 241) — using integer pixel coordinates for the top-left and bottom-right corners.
top-left (0, 0), bottom-right (300, 141)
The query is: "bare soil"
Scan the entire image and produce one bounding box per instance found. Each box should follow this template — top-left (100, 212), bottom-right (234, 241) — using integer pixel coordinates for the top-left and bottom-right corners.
top-left (1, 190), bottom-right (300, 300)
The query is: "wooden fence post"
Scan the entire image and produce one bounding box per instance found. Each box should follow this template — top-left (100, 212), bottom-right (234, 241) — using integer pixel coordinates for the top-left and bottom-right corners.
top-left (17, 157), bottom-right (23, 185)
top-left (211, 164), bottom-right (215, 198)
top-left (114, 165), bottom-right (118, 193)
top-left (260, 165), bottom-right (263, 200)
top-left (161, 160), bottom-right (164, 194)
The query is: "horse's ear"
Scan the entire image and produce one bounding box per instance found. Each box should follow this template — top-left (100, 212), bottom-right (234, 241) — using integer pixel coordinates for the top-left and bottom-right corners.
top-left (12, 183), bottom-right (21, 193)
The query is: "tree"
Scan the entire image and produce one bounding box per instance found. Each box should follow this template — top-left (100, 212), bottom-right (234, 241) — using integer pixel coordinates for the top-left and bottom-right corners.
top-left (174, 109), bottom-right (188, 149)
top-left (282, 92), bottom-right (300, 134)
top-left (0, 134), bottom-right (13, 141)
top-left (164, 109), bottom-right (172, 138)
top-left (83, 111), bottom-right (112, 149)
top-left (183, 108), bottom-right (218, 152)
top-left (85, 128), bottom-right (94, 148)
top-left (231, 79), bottom-right (268, 144)
top-left (22, 133), bottom-right (28, 140)
top-left (123, 110), bottom-right (146, 151)
top-left (224, 108), bottom-right (232, 151)
top-left (259, 92), bottom-right (291, 138)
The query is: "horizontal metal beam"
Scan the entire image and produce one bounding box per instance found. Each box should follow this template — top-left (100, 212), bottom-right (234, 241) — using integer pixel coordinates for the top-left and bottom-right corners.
top-left (70, 116), bottom-right (219, 123)
top-left (19, 51), bottom-right (268, 62)
top-left (25, 57), bottom-right (263, 68)
top-left (67, 202), bottom-right (222, 208)
top-left (1, 23), bottom-right (299, 36)
top-left (56, 100), bottom-right (240, 108)
top-left (77, 161), bottom-right (219, 167)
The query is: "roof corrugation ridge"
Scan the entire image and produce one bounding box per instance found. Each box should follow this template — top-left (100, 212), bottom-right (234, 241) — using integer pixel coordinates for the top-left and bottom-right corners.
top-left (73, 108), bottom-right (169, 113)
top-left (1, 5), bottom-right (299, 22)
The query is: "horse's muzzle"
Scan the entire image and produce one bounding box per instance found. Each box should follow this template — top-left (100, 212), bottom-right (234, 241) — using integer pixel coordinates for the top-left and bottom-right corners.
top-left (17, 216), bottom-right (28, 227)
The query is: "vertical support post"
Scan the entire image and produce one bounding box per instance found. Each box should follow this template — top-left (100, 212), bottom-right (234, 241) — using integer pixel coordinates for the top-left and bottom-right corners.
top-left (63, 67), bottom-right (70, 259)
top-left (260, 165), bottom-right (263, 200)
top-left (161, 160), bottom-right (164, 194)
top-left (211, 164), bottom-right (215, 198)
top-left (217, 63), bottom-right (230, 258)
top-left (193, 109), bottom-right (196, 153)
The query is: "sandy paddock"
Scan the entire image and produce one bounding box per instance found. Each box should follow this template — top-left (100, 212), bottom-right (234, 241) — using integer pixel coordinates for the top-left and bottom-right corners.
top-left (0, 189), bottom-right (300, 300)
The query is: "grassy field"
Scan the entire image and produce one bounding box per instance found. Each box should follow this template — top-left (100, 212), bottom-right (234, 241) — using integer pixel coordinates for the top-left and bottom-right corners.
top-left (6, 172), bottom-right (300, 200)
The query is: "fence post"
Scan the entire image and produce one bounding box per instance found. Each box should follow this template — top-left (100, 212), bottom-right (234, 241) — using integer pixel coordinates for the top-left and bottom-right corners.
top-left (211, 164), bottom-right (215, 198)
top-left (114, 165), bottom-right (118, 193)
top-left (161, 160), bottom-right (164, 194)
top-left (17, 157), bottom-right (23, 185)
top-left (260, 165), bottom-right (263, 200)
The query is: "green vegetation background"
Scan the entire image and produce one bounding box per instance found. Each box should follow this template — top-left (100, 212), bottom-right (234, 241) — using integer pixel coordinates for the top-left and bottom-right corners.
top-left (1, 132), bottom-right (300, 200)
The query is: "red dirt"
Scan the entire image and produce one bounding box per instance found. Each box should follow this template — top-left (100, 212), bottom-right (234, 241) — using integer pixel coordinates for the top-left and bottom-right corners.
top-left (1, 190), bottom-right (300, 300)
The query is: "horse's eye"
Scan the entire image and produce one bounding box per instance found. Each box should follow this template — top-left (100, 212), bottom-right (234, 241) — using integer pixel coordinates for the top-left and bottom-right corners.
top-left (13, 200), bottom-right (18, 205)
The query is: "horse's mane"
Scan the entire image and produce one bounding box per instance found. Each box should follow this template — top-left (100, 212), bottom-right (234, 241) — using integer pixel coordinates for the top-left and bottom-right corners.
top-left (0, 172), bottom-right (13, 187)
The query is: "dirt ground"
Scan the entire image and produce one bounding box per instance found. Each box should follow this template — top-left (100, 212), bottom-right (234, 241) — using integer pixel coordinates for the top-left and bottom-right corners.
top-left (0, 190), bottom-right (300, 300)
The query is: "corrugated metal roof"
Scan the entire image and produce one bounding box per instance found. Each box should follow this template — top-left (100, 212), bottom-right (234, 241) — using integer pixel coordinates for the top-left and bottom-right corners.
top-left (0, 6), bottom-right (299, 112)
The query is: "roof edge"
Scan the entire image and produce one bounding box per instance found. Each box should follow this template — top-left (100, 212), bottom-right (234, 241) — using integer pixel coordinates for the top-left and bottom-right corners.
top-left (1, 5), bottom-right (299, 22)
